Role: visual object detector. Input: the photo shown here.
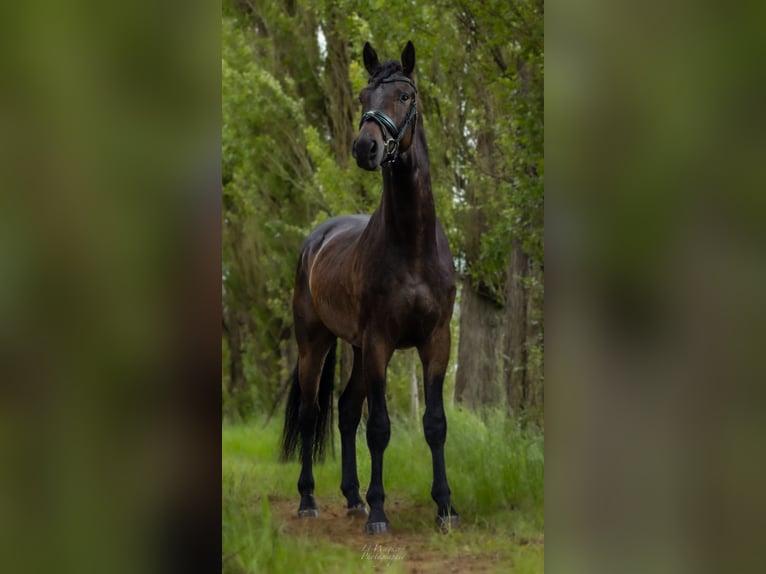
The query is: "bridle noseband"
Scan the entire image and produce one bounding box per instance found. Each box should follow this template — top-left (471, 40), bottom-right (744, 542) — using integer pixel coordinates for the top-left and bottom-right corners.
top-left (359, 75), bottom-right (418, 166)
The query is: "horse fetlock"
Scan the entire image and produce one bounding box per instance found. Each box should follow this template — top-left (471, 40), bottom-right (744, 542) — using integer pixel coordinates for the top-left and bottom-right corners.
top-left (297, 476), bottom-right (315, 495)
top-left (431, 484), bottom-right (452, 506)
top-left (341, 483), bottom-right (362, 502)
top-left (366, 484), bottom-right (386, 507)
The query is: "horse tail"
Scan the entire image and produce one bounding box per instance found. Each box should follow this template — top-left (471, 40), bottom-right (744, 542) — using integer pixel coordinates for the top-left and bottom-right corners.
top-left (281, 364), bottom-right (302, 461)
top-left (281, 340), bottom-right (337, 462)
top-left (313, 339), bottom-right (336, 461)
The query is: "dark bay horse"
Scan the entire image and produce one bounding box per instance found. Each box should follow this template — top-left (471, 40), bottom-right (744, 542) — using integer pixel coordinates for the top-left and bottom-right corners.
top-left (282, 41), bottom-right (459, 534)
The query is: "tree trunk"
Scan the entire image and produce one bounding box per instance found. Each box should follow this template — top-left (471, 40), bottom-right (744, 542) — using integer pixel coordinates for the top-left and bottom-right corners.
top-left (524, 262), bottom-right (544, 418)
top-left (322, 12), bottom-right (355, 168)
top-left (453, 75), bottom-right (507, 409)
top-left (454, 282), bottom-right (505, 408)
top-left (224, 308), bottom-right (247, 418)
top-left (505, 242), bottom-right (529, 411)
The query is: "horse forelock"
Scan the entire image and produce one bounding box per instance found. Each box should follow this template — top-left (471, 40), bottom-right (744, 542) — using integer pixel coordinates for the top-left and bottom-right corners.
top-left (368, 61), bottom-right (404, 86)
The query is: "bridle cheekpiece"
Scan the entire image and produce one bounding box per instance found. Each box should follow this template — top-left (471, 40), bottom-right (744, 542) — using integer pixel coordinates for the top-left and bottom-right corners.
top-left (359, 75), bottom-right (418, 166)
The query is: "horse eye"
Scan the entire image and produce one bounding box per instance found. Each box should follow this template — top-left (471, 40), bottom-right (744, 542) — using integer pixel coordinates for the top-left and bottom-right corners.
top-left (400, 93), bottom-right (409, 102)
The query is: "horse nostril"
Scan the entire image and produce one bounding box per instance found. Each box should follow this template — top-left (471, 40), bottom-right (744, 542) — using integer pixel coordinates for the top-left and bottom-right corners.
top-left (369, 140), bottom-right (377, 156)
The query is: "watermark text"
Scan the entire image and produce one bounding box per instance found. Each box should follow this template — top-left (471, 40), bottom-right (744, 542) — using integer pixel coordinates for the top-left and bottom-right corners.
top-left (361, 543), bottom-right (406, 563)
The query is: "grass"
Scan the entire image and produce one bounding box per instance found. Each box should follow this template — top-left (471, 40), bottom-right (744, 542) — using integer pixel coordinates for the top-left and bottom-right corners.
top-left (223, 406), bottom-right (544, 573)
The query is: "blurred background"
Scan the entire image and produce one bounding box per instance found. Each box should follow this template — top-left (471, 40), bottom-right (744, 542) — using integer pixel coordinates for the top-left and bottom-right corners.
top-left (0, 1), bottom-right (220, 573)
top-left (547, 0), bottom-right (766, 572)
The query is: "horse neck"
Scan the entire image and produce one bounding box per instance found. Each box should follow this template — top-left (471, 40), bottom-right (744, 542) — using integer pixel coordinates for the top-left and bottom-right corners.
top-left (379, 124), bottom-right (437, 257)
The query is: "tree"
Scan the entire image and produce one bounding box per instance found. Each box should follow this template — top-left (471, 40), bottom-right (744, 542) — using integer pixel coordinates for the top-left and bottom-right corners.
top-left (450, 0), bottom-right (544, 418)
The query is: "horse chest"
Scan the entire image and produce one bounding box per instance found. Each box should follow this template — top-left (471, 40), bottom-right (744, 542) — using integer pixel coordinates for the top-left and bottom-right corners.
top-left (400, 280), bottom-right (438, 315)
top-left (373, 272), bottom-right (444, 346)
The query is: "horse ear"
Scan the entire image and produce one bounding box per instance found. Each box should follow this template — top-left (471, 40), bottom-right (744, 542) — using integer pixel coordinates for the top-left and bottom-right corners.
top-left (401, 41), bottom-right (415, 76)
top-left (363, 42), bottom-right (380, 76)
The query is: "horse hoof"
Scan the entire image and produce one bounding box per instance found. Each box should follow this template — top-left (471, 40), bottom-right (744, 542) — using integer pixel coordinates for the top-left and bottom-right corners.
top-left (437, 514), bottom-right (460, 532)
top-left (365, 521), bottom-right (390, 535)
top-left (347, 503), bottom-right (368, 517)
top-left (298, 508), bottom-right (319, 518)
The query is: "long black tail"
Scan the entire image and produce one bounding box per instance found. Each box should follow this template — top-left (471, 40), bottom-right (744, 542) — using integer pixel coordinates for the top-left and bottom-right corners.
top-left (281, 340), bottom-right (336, 462)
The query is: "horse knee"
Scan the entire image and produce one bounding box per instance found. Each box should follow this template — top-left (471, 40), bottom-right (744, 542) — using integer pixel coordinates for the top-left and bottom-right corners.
top-left (338, 405), bottom-right (361, 434)
top-left (423, 411), bottom-right (446, 447)
top-left (366, 413), bottom-right (391, 451)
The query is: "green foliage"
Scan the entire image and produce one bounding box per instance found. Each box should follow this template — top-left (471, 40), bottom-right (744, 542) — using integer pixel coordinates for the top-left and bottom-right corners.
top-left (222, 10), bottom-right (321, 415)
top-left (448, 0), bottom-right (544, 303)
top-left (303, 124), bottom-right (379, 219)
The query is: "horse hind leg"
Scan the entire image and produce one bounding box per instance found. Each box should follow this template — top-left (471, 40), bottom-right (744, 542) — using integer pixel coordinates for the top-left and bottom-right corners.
top-left (295, 333), bottom-right (335, 518)
top-left (338, 345), bottom-right (367, 516)
top-left (296, 384), bottom-right (319, 517)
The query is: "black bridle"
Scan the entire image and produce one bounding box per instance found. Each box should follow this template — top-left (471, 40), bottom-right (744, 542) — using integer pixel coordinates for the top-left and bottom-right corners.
top-left (359, 75), bottom-right (418, 166)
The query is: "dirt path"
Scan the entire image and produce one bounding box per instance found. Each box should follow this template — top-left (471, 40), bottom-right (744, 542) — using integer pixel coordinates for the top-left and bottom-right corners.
top-left (271, 498), bottom-right (505, 573)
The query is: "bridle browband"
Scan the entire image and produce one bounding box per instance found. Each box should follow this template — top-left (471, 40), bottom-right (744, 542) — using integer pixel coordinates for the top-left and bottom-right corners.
top-left (359, 75), bottom-right (418, 166)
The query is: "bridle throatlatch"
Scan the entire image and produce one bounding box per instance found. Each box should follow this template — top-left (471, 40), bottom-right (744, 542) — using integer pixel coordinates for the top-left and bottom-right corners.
top-left (359, 75), bottom-right (418, 166)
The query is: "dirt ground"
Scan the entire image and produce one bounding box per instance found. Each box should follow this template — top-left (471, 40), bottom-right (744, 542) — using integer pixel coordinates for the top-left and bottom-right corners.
top-left (272, 498), bottom-right (512, 573)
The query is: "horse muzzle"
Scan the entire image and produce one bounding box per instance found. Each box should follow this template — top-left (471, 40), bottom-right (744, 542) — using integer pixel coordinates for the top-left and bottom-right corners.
top-left (352, 132), bottom-right (384, 171)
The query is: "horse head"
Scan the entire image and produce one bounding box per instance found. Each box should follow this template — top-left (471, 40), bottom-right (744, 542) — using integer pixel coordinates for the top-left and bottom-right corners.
top-left (353, 41), bottom-right (418, 170)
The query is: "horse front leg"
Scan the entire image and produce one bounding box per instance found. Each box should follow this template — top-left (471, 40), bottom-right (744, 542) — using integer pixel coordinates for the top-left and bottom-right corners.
top-left (363, 335), bottom-right (394, 534)
top-left (338, 345), bottom-right (367, 516)
top-left (419, 325), bottom-right (459, 531)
